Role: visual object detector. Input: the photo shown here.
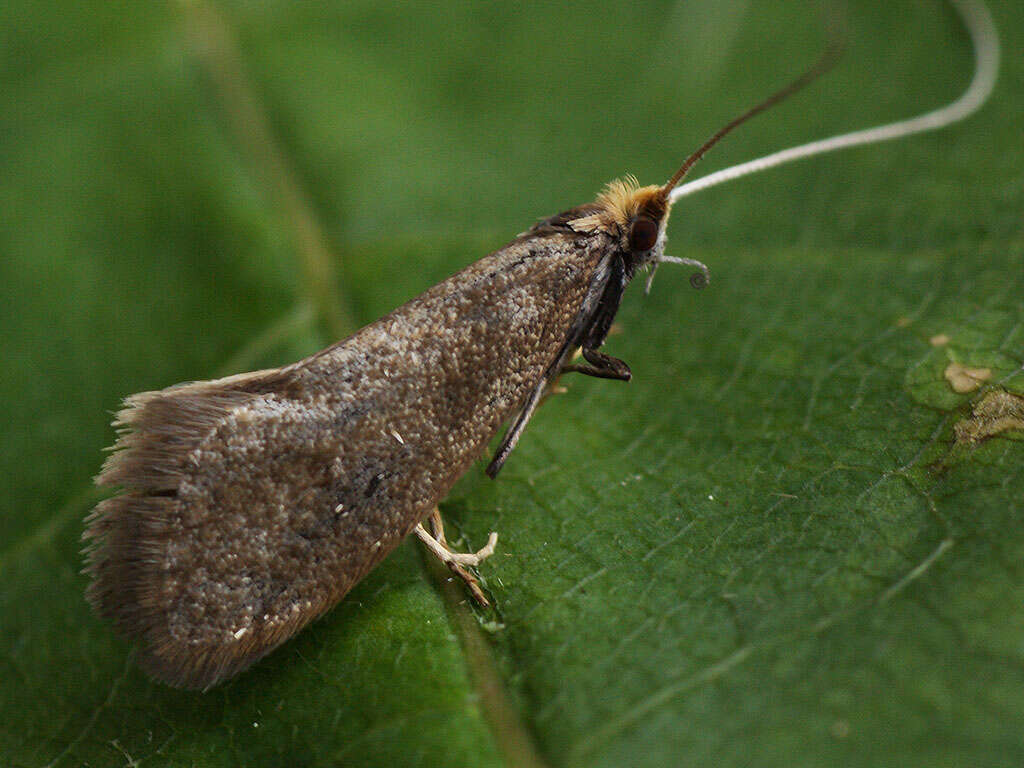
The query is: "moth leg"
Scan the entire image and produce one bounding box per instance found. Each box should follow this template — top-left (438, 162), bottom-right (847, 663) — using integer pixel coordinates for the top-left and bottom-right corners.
top-left (415, 508), bottom-right (498, 607)
top-left (561, 348), bottom-right (632, 381)
top-left (426, 507), bottom-right (445, 541)
top-left (419, 509), bottom-right (498, 567)
top-left (486, 378), bottom-right (546, 478)
top-left (542, 382), bottom-right (569, 399)
top-left (540, 352), bottom-right (578, 402)
top-left (414, 521), bottom-right (498, 567)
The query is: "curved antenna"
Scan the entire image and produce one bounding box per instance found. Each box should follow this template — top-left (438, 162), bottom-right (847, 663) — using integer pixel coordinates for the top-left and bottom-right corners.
top-left (661, 30), bottom-right (844, 195)
top-left (669, 0), bottom-right (999, 203)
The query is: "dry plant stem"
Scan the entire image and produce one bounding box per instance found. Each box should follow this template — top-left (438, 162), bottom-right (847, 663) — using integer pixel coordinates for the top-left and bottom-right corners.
top-left (414, 508), bottom-right (497, 607)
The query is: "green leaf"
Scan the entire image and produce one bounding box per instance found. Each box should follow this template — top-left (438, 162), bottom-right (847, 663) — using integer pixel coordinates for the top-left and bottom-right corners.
top-left (2, 0), bottom-right (1022, 766)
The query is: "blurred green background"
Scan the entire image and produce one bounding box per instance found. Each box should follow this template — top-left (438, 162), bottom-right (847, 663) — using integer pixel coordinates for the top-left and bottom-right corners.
top-left (2, 0), bottom-right (1022, 766)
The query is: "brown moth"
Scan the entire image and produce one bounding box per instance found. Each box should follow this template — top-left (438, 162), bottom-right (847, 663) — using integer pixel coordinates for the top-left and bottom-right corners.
top-left (84, 48), bottom-right (840, 689)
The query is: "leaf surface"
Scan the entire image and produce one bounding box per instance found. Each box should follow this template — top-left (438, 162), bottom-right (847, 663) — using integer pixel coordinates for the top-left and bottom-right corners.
top-left (2, 1), bottom-right (1022, 766)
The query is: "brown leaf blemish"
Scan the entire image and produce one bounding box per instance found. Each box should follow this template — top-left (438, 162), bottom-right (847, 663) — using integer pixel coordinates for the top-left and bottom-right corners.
top-left (954, 390), bottom-right (1024, 444)
top-left (929, 333), bottom-right (951, 347)
top-left (944, 362), bottom-right (992, 393)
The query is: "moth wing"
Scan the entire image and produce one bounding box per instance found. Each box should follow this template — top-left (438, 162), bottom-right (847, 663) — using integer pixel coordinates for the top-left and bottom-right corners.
top-left (85, 230), bottom-right (613, 689)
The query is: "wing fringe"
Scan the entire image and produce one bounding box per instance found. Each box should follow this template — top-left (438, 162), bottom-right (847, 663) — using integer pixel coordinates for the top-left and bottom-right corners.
top-left (82, 369), bottom-right (287, 689)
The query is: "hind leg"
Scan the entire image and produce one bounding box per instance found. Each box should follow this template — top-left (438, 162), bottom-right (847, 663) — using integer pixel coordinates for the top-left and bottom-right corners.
top-left (415, 508), bottom-right (497, 607)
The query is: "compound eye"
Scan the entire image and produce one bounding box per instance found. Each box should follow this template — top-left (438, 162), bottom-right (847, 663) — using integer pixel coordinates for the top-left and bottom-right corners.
top-left (629, 216), bottom-right (659, 252)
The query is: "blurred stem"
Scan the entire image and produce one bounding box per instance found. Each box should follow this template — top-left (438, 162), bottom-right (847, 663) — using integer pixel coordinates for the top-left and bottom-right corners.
top-left (178, 0), bottom-right (354, 341)
top-left (420, 541), bottom-right (552, 768)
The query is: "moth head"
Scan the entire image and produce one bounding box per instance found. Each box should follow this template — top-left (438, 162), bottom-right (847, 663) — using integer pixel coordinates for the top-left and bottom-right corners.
top-left (594, 176), bottom-right (671, 273)
top-left (577, 176), bottom-right (708, 293)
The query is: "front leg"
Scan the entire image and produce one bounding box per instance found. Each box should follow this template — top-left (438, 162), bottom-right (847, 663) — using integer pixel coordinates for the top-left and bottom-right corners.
top-left (488, 349), bottom-right (629, 479)
top-left (561, 348), bottom-right (632, 381)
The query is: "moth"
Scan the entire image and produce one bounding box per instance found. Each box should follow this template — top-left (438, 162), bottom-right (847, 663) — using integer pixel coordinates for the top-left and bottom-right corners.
top-left (85, 185), bottom-right (719, 691)
top-left (84, 0), bottom-right (995, 688)
top-left (83, 44), bottom-right (841, 690)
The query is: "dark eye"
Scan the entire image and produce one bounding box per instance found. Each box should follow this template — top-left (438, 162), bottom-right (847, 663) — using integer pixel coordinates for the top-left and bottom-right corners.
top-left (629, 216), bottom-right (659, 252)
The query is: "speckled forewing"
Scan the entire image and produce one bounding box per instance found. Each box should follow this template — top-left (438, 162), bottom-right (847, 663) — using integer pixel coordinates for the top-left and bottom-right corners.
top-left (85, 230), bottom-right (611, 688)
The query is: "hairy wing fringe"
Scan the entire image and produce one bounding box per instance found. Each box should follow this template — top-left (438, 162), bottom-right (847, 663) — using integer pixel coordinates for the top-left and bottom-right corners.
top-left (83, 369), bottom-right (287, 687)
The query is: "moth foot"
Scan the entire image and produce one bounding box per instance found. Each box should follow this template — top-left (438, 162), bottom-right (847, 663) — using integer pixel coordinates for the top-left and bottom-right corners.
top-left (415, 508), bottom-right (497, 606)
top-left (562, 348), bottom-right (632, 381)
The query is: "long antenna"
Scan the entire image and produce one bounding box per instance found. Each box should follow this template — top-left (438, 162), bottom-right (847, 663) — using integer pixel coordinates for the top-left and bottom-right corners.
top-left (668, 0), bottom-right (999, 203)
top-left (661, 30), bottom-right (844, 196)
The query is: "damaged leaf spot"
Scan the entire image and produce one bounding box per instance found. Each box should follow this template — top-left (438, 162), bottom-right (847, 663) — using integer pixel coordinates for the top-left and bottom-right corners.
top-left (954, 390), bottom-right (1024, 444)
top-left (929, 333), bottom-right (951, 347)
top-left (944, 362), bottom-right (992, 393)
